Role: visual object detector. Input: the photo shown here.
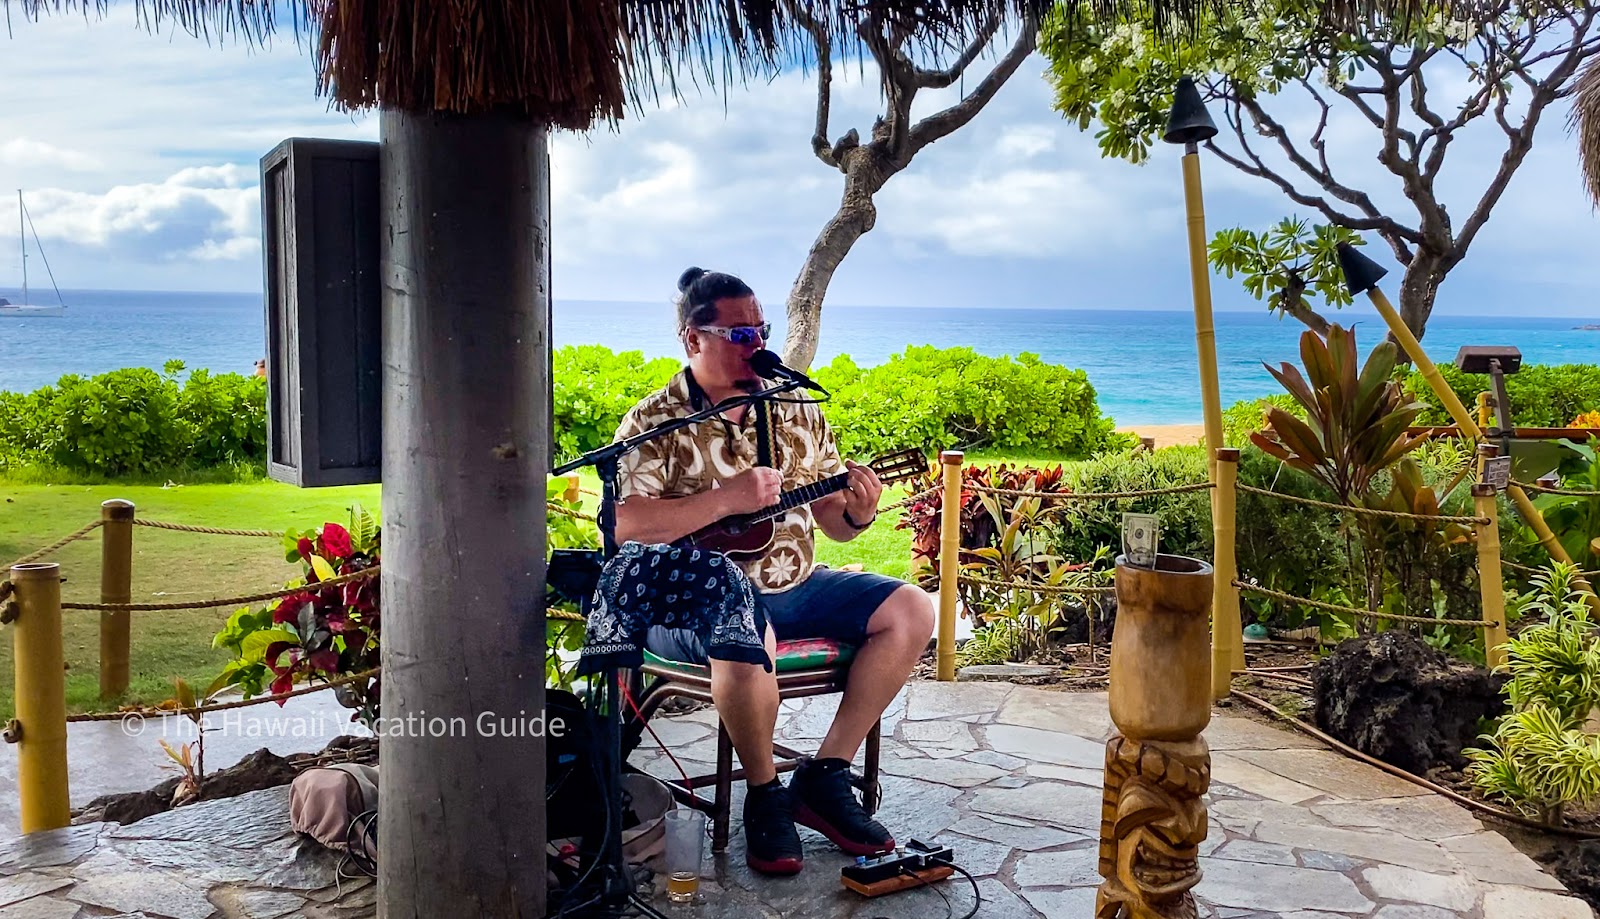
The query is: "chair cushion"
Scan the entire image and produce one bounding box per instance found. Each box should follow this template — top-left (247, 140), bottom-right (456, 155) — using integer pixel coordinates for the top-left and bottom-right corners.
top-left (644, 637), bottom-right (857, 675)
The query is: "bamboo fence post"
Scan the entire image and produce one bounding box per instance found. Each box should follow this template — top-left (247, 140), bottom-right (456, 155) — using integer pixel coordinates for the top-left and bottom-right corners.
top-left (938, 451), bottom-right (964, 682)
top-left (100, 499), bottom-right (134, 699)
top-left (1212, 448), bottom-right (1243, 700)
top-left (1472, 483), bottom-right (1510, 670)
top-left (8, 562), bottom-right (71, 832)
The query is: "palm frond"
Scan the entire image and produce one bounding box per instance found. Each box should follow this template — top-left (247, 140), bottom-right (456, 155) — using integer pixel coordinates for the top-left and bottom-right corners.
top-left (1575, 57), bottom-right (1600, 208)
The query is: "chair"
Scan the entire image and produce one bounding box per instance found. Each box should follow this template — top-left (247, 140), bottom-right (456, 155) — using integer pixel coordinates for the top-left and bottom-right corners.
top-left (624, 637), bottom-right (881, 853)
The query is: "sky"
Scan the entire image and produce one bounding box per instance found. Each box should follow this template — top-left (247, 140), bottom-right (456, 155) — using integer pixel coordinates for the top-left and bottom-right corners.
top-left (2, 9), bottom-right (1597, 317)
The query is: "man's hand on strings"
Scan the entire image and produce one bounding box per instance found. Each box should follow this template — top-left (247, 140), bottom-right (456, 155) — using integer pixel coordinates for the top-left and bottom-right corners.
top-left (841, 460), bottom-right (882, 525)
top-left (721, 467), bottom-right (783, 515)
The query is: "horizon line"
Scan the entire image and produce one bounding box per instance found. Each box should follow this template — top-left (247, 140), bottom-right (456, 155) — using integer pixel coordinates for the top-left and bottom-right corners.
top-left (0, 287), bottom-right (1594, 322)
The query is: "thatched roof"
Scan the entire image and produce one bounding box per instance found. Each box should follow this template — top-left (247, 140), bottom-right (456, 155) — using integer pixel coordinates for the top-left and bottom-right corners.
top-left (8, 0), bottom-right (1397, 129)
top-left (1577, 58), bottom-right (1600, 207)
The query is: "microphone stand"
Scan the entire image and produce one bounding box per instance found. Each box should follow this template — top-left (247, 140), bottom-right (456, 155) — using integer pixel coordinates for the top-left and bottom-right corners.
top-left (549, 377), bottom-right (804, 918)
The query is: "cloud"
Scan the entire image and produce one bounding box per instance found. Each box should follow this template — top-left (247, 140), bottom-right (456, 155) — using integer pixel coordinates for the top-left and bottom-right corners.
top-left (1, 11), bottom-right (1595, 313)
top-left (5, 168), bottom-right (258, 266)
top-left (0, 139), bottom-right (101, 172)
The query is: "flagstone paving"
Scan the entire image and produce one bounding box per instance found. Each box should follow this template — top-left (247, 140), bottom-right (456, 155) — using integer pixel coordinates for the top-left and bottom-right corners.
top-left (0, 683), bottom-right (1591, 918)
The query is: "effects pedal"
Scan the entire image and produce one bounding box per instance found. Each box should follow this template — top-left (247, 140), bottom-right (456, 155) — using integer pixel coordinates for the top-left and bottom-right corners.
top-left (840, 839), bottom-right (956, 897)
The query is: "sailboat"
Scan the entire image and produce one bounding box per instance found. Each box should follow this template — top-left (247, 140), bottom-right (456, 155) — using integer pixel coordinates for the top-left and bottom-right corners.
top-left (1, 190), bottom-right (67, 317)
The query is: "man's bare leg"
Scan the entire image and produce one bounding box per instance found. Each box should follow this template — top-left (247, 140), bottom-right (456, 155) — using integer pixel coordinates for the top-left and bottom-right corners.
top-left (817, 585), bottom-right (935, 763)
top-left (708, 624), bottom-right (781, 785)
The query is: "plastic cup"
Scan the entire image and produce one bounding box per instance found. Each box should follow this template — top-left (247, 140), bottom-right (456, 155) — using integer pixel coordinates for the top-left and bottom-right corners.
top-left (663, 808), bottom-right (707, 904)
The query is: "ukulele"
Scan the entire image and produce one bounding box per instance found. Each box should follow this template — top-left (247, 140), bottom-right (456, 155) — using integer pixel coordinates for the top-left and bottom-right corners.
top-left (676, 448), bottom-right (926, 559)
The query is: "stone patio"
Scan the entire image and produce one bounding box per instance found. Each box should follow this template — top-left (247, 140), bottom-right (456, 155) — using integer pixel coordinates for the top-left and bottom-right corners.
top-left (0, 682), bottom-right (1592, 918)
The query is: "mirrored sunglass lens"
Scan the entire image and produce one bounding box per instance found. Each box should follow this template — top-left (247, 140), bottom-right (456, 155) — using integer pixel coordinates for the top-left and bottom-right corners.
top-left (730, 327), bottom-right (763, 345)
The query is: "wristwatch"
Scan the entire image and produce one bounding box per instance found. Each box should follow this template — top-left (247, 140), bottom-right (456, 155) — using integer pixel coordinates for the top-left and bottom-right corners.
top-left (842, 508), bottom-right (875, 531)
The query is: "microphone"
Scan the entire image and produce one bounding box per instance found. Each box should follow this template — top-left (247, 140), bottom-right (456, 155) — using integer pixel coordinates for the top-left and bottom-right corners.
top-left (749, 349), bottom-right (829, 395)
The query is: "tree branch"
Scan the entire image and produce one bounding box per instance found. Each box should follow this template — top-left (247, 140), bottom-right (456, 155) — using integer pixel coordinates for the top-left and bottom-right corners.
top-left (1279, 294), bottom-right (1334, 336)
top-left (1209, 100), bottom-right (1421, 260)
top-left (907, 18), bottom-right (1037, 155)
top-left (1455, 6), bottom-right (1598, 258)
top-left (911, 10), bottom-right (1003, 89)
top-left (1295, 75), bottom-right (1336, 176)
top-left (793, 3), bottom-right (838, 168)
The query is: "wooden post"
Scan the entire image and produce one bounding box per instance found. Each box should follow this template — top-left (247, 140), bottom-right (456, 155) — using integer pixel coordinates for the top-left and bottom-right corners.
top-left (1211, 449), bottom-right (1242, 700)
top-left (1100, 555), bottom-right (1212, 919)
top-left (1473, 484), bottom-right (1510, 670)
top-left (378, 110), bottom-right (550, 917)
top-left (9, 562), bottom-right (70, 832)
top-left (937, 451), bottom-right (964, 682)
top-left (99, 499), bottom-right (134, 699)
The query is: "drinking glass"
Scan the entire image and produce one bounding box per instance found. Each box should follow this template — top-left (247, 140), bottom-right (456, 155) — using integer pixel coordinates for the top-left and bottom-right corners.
top-left (663, 808), bottom-right (707, 904)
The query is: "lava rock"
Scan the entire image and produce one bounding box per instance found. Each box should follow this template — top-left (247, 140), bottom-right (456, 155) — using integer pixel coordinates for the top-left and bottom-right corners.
top-left (1556, 840), bottom-right (1600, 912)
top-left (1311, 632), bottom-right (1506, 775)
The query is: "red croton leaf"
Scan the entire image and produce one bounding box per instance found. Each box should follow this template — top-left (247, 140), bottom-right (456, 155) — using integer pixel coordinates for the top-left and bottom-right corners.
top-left (296, 538), bottom-right (315, 563)
top-left (269, 668), bottom-right (296, 700)
top-left (308, 649), bottom-right (341, 673)
top-left (271, 596), bottom-right (313, 625)
top-left (264, 641), bottom-right (297, 670)
top-left (321, 523), bottom-right (353, 560)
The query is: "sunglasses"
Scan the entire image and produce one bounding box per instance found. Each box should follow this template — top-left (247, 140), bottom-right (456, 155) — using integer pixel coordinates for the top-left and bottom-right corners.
top-left (695, 323), bottom-right (772, 346)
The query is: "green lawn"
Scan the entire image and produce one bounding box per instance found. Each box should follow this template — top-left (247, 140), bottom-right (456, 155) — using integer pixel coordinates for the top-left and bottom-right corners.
top-left (1, 475), bottom-right (918, 719)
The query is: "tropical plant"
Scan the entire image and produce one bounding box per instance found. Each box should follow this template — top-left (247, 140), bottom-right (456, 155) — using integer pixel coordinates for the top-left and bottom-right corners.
top-left (157, 676), bottom-right (217, 806)
top-left (1467, 563), bottom-right (1600, 825)
top-left (209, 504), bottom-right (383, 723)
top-left (1251, 324), bottom-right (1436, 618)
top-left (1531, 437), bottom-right (1600, 569)
top-left (1575, 411), bottom-right (1600, 430)
top-left (1252, 324), bottom-right (1429, 504)
top-left (897, 461), bottom-right (1069, 593)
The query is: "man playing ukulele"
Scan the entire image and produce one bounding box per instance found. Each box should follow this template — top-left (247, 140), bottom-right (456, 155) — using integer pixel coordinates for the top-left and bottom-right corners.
top-left (612, 267), bottom-right (935, 876)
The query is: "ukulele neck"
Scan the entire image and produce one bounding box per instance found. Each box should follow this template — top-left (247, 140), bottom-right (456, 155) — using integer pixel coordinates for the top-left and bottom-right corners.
top-left (747, 470), bottom-right (851, 524)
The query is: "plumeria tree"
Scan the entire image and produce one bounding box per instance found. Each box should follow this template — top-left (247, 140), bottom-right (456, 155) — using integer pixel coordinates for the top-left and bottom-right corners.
top-left (1041, 0), bottom-right (1600, 340)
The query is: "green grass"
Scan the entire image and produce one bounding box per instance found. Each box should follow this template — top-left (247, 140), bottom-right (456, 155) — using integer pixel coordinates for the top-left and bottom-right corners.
top-left (0, 474), bottom-right (919, 720)
top-left (1, 480), bottom-right (380, 721)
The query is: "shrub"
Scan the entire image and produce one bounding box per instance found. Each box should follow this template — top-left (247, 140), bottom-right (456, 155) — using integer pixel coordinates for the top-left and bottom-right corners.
top-left (174, 367), bottom-right (267, 467)
top-left (813, 346), bottom-right (1126, 458)
top-left (46, 368), bottom-right (185, 475)
top-left (1223, 394), bottom-right (1303, 447)
top-left (1467, 564), bottom-right (1600, 825)
top-left (1049, 446), bottom-right (1214, 563)
top-left (1409, 364), bottom-right (1600, 429)
top-left (1, 362), bottom-right (267, 477)
top-left (551, 345), bottom-right (680, 463)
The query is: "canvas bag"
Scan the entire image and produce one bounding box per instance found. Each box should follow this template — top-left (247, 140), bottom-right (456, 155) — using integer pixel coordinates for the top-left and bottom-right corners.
top-left (289, 763), bottom-right (379, 860)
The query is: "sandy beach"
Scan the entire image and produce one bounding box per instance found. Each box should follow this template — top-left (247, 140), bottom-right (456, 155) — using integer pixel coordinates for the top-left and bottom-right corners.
top-left (1116, 423), bottom-right (1207, 449)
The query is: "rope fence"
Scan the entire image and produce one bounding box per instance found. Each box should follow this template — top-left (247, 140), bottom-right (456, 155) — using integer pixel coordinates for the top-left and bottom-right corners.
top-left (967, 482), bottom-right (1214, 502)
top-left (131, 519), bottom-right (281, 538)
top-left (64, 668), bottom-right (381, 723)
top-left (6, 520), bottom-right (104, 570)
top-left (1234, 580), bottom-right (1496, 629)
top-left (1237, 485), bottom-right (1491, 525)
top-left (60, 567), bottom-right (381, 613)
top-left (1512, 479), bottom-right (1600, 498)
top-left (1502, 559), bottom-right (1600, 579)
top-left (962, 573), bottom-right (1116, 596)
top-left (548, 504), bottom-right (596, 523)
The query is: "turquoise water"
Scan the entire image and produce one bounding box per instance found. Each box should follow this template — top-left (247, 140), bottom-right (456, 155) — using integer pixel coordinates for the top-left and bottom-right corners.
top-left (2, 288), bottom-right (1596, 425)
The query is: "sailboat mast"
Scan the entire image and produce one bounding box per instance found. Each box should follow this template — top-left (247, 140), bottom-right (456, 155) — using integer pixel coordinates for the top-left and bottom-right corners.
top-left (17, 190), bottom-right (26, 306)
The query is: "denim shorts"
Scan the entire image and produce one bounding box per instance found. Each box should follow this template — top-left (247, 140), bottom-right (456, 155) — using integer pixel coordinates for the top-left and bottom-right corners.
top-left (644, 566), bottom-right (906, 665)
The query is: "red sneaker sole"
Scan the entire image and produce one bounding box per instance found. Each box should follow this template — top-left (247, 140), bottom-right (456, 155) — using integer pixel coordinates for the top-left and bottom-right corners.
top-left (792, 803), bottom-right (895, 857)
top-left (746, 853), bottom-right (804, 876)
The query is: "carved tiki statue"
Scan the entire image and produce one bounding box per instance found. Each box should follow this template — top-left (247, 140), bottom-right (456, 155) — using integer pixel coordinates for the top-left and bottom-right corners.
top-left (1095, 735), bottom-right (1210, 919)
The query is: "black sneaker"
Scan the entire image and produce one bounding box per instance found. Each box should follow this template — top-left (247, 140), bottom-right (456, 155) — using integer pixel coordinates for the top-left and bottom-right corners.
top-left (790, 757), bottom-right (895, 857)
top-left (743, 778), bottom-right (804, 876)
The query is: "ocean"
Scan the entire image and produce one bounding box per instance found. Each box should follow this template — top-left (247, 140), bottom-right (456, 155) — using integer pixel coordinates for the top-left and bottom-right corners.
top-left (2, 288), bottom-right (1597, 426)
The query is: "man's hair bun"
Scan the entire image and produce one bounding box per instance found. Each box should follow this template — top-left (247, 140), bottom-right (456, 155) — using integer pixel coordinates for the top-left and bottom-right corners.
top-left (677, 267), bottom-right (707, 292)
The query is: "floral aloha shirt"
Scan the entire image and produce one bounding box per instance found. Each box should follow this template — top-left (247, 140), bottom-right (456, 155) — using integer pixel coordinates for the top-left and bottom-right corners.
top-left (612, 368), bottom-right (845, 593)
